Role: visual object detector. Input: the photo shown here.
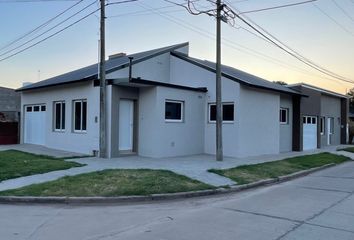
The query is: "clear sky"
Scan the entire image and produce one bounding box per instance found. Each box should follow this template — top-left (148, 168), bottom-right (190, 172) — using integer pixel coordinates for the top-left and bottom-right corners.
top-left (0, 0), bottom-right (353, 94)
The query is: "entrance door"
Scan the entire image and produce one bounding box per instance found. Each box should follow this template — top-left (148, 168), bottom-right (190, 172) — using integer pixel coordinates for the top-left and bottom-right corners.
top-left (119, 100), bottom-right (134, 151)
top-left (303, 116), bottom-right (317, 150)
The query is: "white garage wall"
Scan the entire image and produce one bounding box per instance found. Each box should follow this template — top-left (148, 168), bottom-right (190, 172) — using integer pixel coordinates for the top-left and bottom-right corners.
top-left (21, 81), bottom-right (99, 154)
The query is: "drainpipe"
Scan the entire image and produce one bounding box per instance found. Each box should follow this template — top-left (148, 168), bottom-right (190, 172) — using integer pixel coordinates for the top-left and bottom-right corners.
top-left (128, 57), bottom-right (134, 82)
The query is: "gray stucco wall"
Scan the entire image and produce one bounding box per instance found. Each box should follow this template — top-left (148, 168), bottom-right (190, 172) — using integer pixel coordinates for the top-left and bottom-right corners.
top-left (280, 95), bottom-right (293, 152)
top-left (237, 86), bottom-right (280, 157)
top-left (320, 94), bottom-right (341, 147)
top-left (138, 86), bottom-right (205, 158)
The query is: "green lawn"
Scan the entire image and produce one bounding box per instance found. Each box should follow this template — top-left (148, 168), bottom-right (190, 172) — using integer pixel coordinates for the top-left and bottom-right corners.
top-left (0, 150), bottom-right (84, 182)
top-left (0, 169), bottom-right (213, 197)
top-left (338, 147), bottom-right (354, 153)
top-left (209, 153), bottom-right (349, 185)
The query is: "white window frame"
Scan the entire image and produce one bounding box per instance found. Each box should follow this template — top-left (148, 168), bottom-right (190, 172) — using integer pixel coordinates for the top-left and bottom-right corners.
top-left (53, 101), bottom-right (65, 132)
top-left (320, 117), bottom-right (325, 135)
top-left (279, 108), bottom-right (288, 125)
top-left (73, 99), bottom-right (87, 133)
top-left (165, 100), bottom-right (184, 123)
top-left (208, 102), bottom-right (235, 123)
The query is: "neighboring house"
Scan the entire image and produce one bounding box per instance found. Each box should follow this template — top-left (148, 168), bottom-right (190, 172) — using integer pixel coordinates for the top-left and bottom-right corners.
top-left (0, 86), bottom-right (21, 144)
top-left (17, 43), bottom-right (317, 158)
top-left (288, 83), bottom-right (348, 150)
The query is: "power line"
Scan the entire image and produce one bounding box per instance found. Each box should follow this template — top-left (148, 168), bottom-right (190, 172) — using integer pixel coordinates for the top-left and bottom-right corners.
top-left (0, 0), bottom-right (78, 2)
top-left (0, 0), bottom-right (97, 57)
top-left (331, 0), bottom-right (354, 22)
top-left (226, 4), bottom-right (354, 83)
top-left (0, 0), bottom-right (84, 52)
top-left (0, 8), bottom-right (99, 62)
top-left (0, 0), bottom-right (139, 62)
top-left (313, 3), bottom-right (354, 37)
top-left (239, 0), bottom-right (317, 15)
top-left (140, 2), bottom-right (345, 85)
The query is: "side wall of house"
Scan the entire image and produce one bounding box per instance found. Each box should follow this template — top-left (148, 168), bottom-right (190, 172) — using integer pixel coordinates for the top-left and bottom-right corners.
top-left (138, 86), bottom-right (205, 158)
top-left (280, 94), bottom-right (293, 152)
top-left (320, 94), bottom-right (341, 147)
top-left (237, 85), bottom-right (280, 158)
top-left (170, 55), bottom-right (240, 157)
top-left (20, 81), bottom-right (99, 154)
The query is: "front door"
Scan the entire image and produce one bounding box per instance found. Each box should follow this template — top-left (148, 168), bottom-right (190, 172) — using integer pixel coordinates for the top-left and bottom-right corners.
top-left (303, 116), bottom-right (317, 150)
top-left (119, 100), bottom-right (134, 151)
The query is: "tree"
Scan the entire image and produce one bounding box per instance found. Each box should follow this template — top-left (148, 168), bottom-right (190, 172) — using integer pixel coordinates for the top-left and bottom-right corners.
top-left (347, 88), bottom-right (354, 113)
top-left (273, 81), bottom-right (288, 85)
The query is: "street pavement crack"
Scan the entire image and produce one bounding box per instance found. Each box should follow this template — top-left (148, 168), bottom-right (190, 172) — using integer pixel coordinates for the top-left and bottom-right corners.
top-left (275, 190), bottom-right (354, 240)
top-left (295, 186), bottom-right (352, 193)
top-left (220, 207), bottom-right (301, 224)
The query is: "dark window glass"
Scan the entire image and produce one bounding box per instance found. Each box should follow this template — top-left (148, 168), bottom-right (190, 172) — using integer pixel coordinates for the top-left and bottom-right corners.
top-left (33, 106), bottom-right (40, 112)
top-left (312, 117), bottom-right (316, 124)
top-left (165, 101), bottom-right (182, 120)
top-left (41, 105), bottom-right (46, 111)
top-left (280, 109), bottom-right (287, 123)
top-left (75, 101), bottom-right (81, 131)
top-left (82, 101), bottom-right (87, 130)
top-left (307, 117), bottom-right (311, 124)
top-left (62, 103), bottom-right (65, 130)
top-left (303, 117), bottom-right (306, 124)
top-left (209, 105), bottom-right (216, 121)
top-left (223, 104), bottom-right (234, 121)
top-left (55, 103), bottom-right (61, 130)
top-left (26, 106), bottom-right (32, 112)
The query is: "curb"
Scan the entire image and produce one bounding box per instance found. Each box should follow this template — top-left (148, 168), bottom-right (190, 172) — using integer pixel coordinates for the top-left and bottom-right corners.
top-left (0, 163), bottom-right (336, 205)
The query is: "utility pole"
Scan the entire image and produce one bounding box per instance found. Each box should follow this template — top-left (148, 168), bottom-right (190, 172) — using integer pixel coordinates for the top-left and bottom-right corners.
top-left (216, 0), bottom-right (223, 161)
top-left (99, 0), bottom-right (107, 158)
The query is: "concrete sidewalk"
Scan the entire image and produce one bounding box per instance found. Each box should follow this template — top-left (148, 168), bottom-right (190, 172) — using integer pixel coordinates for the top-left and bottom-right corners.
top-left (1, 145), bottom-right (353, 191)
top-left (0, 144), bottom-right (86, 158)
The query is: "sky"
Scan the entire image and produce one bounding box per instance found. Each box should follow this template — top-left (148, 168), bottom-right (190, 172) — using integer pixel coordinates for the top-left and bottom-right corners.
top-left (0, 0), bottom-right (353, 94)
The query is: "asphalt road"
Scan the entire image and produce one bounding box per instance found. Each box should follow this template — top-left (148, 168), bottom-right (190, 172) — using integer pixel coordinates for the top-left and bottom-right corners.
top-left (1, 161), bottom-right (354, 240)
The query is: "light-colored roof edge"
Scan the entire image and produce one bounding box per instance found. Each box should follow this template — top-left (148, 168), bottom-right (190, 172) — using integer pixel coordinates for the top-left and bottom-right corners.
top-left (287, 83), bottom-right (349, 99)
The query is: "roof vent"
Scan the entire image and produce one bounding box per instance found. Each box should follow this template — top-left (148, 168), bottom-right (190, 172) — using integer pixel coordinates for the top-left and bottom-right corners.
top-left (109, 52), bottom-right (127, 59)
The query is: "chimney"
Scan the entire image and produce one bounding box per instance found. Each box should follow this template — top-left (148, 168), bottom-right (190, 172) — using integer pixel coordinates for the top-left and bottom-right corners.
top-left (108, 52), bottom-right (126, 60)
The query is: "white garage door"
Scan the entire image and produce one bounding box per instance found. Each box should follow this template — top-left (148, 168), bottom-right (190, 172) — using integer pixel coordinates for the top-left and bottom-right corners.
top-left (24, 105), bottom-right (46, 145)
top-left (303, 116), bottom-right (317, 150)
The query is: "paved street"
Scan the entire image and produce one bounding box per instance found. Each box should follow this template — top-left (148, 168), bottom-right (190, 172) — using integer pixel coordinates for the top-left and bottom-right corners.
top-left (1, 161), bottom-right (354, 240)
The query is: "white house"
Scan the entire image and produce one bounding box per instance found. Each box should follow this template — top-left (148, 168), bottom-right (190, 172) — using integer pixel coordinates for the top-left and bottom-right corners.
top-left (18, 42), bottom-right (305, 158)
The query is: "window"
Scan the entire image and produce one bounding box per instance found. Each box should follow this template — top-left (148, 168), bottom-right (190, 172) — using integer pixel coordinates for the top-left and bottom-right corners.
top-left (320, 117), bottom-right (325, 135)
top-left (54, 101), bottom-right (65, 131)
top-left (165, 100), bottom-right (183, 122)
top-left (73, 100), bottom-right (87, 132)
top-left (26, 106), bottom-right (32, 112)
top-left (33, 106), bottom-right (40, 112)
top-left (208, 103), bottom-right (234, 123)
top-left (279, 108), bottom-right (288, 124)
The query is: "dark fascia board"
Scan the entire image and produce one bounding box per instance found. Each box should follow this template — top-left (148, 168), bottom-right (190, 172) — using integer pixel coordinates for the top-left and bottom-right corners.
top-left (109, 77), bottom-right (208, 93)
top-left (171, 52), bottom-right (305, 97)
top-left (16, 42), bottom-right (189, 92)
top-left (16, 76), bottom-right (96, 92)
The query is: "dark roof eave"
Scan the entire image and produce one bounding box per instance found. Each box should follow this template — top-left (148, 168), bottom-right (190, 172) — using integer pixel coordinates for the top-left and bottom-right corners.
top-left (171, 51), bottom-right (304, 97)
top-left (16, 76), bottom-right (97, 92)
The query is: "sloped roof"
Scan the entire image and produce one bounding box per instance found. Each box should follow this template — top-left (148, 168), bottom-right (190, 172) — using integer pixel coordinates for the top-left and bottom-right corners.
top-left (17, 42), bottom-right (189, 91)
top-left (171, 51), bottom-right (302, 96)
